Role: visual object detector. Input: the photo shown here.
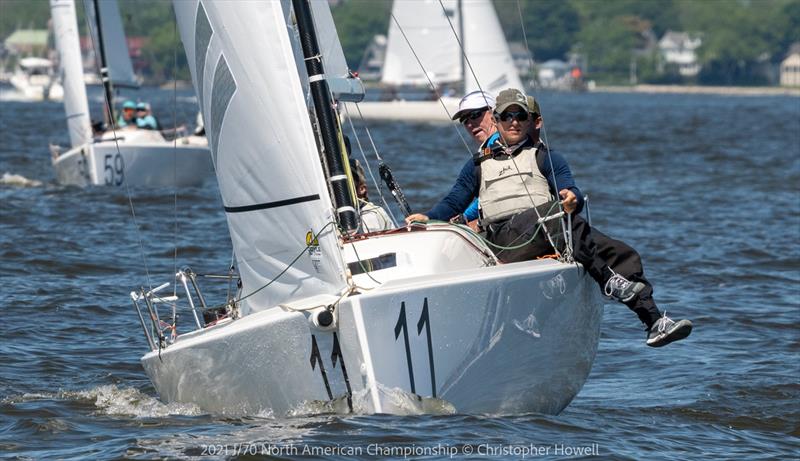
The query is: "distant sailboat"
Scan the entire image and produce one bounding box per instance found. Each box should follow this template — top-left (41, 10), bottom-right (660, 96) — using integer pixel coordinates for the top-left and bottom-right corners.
top-left (130, 0), bottom-right (603, 417)
top-left (354, 0), bottom-right (523, 122)
top-left (9, 56), bottom-right (64, 101)
top-left (48, 0), bottom-right (212, 187)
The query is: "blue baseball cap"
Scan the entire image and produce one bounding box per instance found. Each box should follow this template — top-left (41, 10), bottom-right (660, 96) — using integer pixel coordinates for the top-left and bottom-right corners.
top-left (122, 100), bottom-right (136, 110)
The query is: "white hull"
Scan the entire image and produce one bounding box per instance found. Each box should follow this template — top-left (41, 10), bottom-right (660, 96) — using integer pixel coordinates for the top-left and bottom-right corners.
top-left (140, 228), bottom-right (603, 416)
top-left (347, 97), bottom-right (460, 122)
top-left (9, 73), bottom-right (64, 101)
top-left (51, 129), bottom-right (212, 187)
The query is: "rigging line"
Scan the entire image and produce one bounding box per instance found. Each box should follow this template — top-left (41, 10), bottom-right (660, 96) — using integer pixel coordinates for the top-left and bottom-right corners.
top-left (514, 0), bottom-right (571, 257)
top-left (513, 0), bottom-right (559, 201)
top-left (82, 2), bottom-right (153, 291)
top-left (437, 0), bottom-right (491, 112)
top-left (389, 12), bottom-right (472, 153)
top-left (505, 147), bottom-right (563, 257)
top-left (232, 221), bottom-right (337, 305)
top-left (172, 11), bottom-right (179, 297)
top-left (341, 103), bottom-right (397, 225)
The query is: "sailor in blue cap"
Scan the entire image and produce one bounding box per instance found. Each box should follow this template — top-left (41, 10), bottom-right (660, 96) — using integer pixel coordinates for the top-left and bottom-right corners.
top-left (135, 102), bottom-right (159, 130)
top-left (117, 100), bottom-right (137, 128)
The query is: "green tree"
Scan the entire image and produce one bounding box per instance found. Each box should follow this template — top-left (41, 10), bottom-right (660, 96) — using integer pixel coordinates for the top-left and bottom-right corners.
top-left (331, 0), bottom-right (391, 70)
top-left (495, 0), bottom-right (580, 62)
top-left (0, 0), bottom-right (49, 40)
top-left (575, 16), bottom-right (637, 83)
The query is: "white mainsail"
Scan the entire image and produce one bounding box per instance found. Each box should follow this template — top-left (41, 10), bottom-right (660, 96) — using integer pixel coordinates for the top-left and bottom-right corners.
top-left (174, 0), bottom-right (348, 315)
top-left (381, 0), bottom-right (462, 87)
top-left (461, 0), bottom-right (524, 93)
top-left (83, 0), bottom-right (139, 88)
top-left (50, 0), bottom-right (91, 148)
top-left (380, 0), bottom-right (522, 93)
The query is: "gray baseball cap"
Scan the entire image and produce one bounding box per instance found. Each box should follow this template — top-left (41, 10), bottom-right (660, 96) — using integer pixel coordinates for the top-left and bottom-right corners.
top-left (494, 88), bottom-right (529, 114)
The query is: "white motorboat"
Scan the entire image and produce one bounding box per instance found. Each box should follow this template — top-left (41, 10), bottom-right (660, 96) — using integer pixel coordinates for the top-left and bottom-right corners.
top-left (130, 0), bottom-right (602, 416)
top-left (352, 0), bottom-right (524, 122)
top-left (9, 57), bottom-right (64, 101)
top-left (48, 0), bottom-right (212, 187)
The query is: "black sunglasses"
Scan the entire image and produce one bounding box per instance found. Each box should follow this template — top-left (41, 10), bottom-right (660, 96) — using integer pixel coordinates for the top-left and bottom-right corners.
top-left (459, 108), bottom-right (488, 124)
top-left (497, 111), bottom-right (529, 123)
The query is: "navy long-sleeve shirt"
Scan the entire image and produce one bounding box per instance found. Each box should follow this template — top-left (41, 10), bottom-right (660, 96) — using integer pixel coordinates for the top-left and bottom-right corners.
top-left (426, 143), bottom-right (584, 221)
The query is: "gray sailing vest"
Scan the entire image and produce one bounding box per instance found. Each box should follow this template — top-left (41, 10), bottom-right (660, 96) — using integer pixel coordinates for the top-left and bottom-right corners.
top-left (478, 145), bottom-right (554, 223)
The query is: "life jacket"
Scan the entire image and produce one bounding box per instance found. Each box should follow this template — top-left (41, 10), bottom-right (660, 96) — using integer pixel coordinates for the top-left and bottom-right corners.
top-left (474, 138), bottom-right (553, 223)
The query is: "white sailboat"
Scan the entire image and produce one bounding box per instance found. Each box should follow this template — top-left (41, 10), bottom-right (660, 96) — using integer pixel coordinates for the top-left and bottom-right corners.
top-left (48, 0), bottom-right (212, 187)
top-left (130, 0), bottom-right (602, 416)
top-left (353, 0), bottom-right (524, 122)
top-left (9, 56), bottom-right (64, 101)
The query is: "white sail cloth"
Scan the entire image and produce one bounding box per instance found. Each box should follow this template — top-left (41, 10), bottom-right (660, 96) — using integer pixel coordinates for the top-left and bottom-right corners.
top-left (381, 0), bottom-right (461, 87)
top-left (174, 0), bottom-right (348, 315)
top-left (83, 0), bottom-right (138, 88)
top-left (461, 0), bottom-right (524, 94)
top-left (381, 0), bottom-right (523, 94)
top-left (50, 0), bottom-right (91, 148)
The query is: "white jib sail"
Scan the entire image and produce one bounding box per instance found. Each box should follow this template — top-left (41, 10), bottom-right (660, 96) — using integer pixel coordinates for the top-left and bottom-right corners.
top-left (83, 0), bottom-right (138, 88)
top-left (50, 0), bottom-right (91, 148)
top-left (174, 0), bottom-right (348, 315)
top-left (381, 0), bottom-right (461, 87)
top-left (462, 0), bottom-right (523, 94)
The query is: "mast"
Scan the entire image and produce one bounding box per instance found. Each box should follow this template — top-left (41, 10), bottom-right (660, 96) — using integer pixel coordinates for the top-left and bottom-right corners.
top-left (291, 0), bottom-right (358, 232)
top-left (92, 0), bottom-right (115, 126)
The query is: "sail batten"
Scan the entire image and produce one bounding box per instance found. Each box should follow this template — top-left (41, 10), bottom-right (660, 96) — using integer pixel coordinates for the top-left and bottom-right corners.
top-left (174, 0), bottom-right (348, 315)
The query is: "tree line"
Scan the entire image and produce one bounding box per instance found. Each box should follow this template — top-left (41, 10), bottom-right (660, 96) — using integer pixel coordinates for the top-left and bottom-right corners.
top-left (3, 0), bottom-right (798, 85)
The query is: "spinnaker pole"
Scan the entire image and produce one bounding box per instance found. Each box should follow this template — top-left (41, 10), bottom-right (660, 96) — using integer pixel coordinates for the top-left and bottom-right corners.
top-left (291, 0), bottom-right (358, 233)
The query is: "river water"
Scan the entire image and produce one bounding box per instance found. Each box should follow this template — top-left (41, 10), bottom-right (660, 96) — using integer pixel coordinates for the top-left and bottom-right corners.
top-left (1, 86), bottom-right (798, 460)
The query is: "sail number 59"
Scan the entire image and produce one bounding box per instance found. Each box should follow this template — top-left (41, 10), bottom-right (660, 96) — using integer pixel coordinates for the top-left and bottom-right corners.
top-left (103, 153), bottom-right (124, 186)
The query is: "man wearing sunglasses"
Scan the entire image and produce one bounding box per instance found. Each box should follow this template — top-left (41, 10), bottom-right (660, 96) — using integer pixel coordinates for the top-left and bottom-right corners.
top-left (406, 88), bottom-right (692, 347)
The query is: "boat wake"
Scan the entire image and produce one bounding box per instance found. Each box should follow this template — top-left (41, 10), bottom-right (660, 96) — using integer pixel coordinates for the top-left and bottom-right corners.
top-left (0, 172), bottom-right (43, 187)
top-left (290, 384), bottom-right (457, 417)
top-left (3, 385), bottom-right (203, 418)
top-left (75, 385), bottom-right (204, 417)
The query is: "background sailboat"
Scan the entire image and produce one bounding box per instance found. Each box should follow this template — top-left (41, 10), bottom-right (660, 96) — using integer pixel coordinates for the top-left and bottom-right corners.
top-left (131, 0), bottom-right (603, 417)
top-left (354, 0), bottom-right (523, 122)
top-left (48, 0), bottom-right (212, 187)
top-left (9, 56), bottom-right (64, 101)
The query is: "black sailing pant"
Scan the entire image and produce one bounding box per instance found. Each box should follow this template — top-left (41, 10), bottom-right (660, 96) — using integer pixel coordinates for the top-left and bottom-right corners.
top-left (486, 205), bottom-right (661, 328)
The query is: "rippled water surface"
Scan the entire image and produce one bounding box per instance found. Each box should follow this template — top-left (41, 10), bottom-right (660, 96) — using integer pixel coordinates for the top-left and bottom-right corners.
top-left (1, 86), bottom-right (798, 460)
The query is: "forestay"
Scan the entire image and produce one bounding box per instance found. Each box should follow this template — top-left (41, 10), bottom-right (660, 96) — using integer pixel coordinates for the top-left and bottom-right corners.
top-left (381, 0), bottom-right (462, 87)
top-left (173, 0), bottom-right (348, 315)
top-left (50, 0), bottom-right (91, 148)
top-left (83, 0), bottom-right (139, 88)
top-left (461, 0), bottom-right (524, 94)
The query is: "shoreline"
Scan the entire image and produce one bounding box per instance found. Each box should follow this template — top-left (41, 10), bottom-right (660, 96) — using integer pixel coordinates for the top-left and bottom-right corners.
top-left (591, 84), bottom-right (800, 97)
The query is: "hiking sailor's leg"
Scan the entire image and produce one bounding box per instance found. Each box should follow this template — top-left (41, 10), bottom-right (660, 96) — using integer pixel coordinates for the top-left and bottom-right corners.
top-left (591, 227), bottom-right (660, 328)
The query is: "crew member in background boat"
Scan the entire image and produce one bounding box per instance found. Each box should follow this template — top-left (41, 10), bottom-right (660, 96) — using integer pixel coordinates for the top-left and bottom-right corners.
top-left (135, 102), bottom-right (160, 130)
top-left (405, 89), bottom-right (693, 347)
top-left (117, 100), bottom-right (137, 128)
top-left (350, 157), bottom-right (393, 233)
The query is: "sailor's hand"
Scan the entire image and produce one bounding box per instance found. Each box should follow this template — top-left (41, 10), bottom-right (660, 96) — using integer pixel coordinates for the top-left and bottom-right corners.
top-left (559, 189), bottom-right (577, 214)
top-left (405, 213), bottom-right (430, 225)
